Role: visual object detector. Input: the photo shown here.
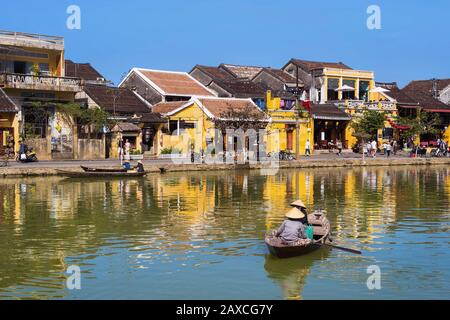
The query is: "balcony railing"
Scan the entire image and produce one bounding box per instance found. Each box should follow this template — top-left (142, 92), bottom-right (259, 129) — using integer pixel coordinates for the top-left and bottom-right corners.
top-left (0, 30), bottom-right (64, 50)
top-left (0, 73), bottom-right (83, 92)
top-left (331, 99), bottom-right (397, 111)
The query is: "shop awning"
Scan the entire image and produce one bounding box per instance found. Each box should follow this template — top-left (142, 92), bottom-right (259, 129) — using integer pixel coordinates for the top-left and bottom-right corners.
top-left (388, 119), bottom-right (410, 130)
top-left (426, 109), bottom-right (450, 113)
top-left (310, 103), bottom-right (351, 121)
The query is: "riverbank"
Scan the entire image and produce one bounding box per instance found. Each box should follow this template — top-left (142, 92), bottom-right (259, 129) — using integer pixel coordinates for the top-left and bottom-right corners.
top-left (1, 156), bottom-right (450, 177)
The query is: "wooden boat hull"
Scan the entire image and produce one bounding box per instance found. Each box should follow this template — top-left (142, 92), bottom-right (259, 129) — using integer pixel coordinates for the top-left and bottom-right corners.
top-left (265, 212), bottom-right (330, 259)
top-left (80, 166), bottom-right (127, 173)
top-left (57, 170), bottom-right (146, 178)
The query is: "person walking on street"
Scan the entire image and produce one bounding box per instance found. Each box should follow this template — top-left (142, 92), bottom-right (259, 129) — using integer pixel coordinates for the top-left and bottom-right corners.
top-left (392, 140), bottom-right (398, 156)
top-left (305, 139), bottom-right (311, 157)
top-left (382, 142), bottom-right (387, 155)
top-left (336, 140), bottom-right (343, 156)
top-left (386, 142), bottom-right (392, 157)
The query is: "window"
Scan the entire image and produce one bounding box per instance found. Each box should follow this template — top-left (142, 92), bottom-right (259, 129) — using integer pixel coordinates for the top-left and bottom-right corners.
top-left (327, 78), bottom-right (339, 101)
top-left (169, 120), bottom-right (178, 134)
top-left (342, 79), bottom-right (356, 100)
top-left (359, 81), bottom-right (370, 101)
top-left (382, 128), bottom-right (394, 139)
top-left (39, 63), bottom-right (50, 75)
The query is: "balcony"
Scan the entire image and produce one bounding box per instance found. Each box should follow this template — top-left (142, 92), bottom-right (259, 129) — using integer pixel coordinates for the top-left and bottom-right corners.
top-left (0, 73), bottom-right (83, 92)
top-left (331, 99), bottom-right (397, 113)
top-left (0, 30), bottom-right (64, 51)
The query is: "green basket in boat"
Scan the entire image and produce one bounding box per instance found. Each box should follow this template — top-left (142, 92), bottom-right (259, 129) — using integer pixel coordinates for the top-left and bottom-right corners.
top-left (305, 225), bottom-right (314, 240)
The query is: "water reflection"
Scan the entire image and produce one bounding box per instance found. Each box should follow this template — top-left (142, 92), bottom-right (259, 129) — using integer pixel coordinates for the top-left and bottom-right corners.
top-left (0, 166), bottom-right (449, 299)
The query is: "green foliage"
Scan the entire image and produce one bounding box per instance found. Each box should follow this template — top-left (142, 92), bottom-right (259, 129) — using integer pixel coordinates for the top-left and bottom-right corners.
top-left (28, 101), bottom-right (112, 130)
top-left (129, 149), bottom-right (142, 155)
top-left (31, 63), bottom-right (41, 76)
top-left (397, 110), bottom-right (441, 140)
top-left (161, 147), bottom-right (182, 155)
top-left (351, 110), bottom-right (385, 140)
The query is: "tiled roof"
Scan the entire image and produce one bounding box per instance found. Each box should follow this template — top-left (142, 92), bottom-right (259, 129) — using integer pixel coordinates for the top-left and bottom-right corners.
top-left (112, 122), bottom-right (141, 132)
top-left (258, 68), bottom-right (299, 84)
top-left (84, 84), bottom-right (151, 114)
top-left (219, 63), bottom-right (263, 79)
top-left (196, 97), bottom-right (268, 119)
top-left (138, 112), bottom-right (165, 123)
top-left (405, 79), bottom-right (450, 92)
top-left (376, 82), bottom-right (418, 105)
top-left (135, 68), bottom-right (214, 96)
top-left (65, 60), bottom-right (105, 81)
top-left (402, 79), bottom-right (450, 110)
top-left (0, 88), bottom-right (17, 112)
top-left (152, 101), bottom-right (187, 115)
top-left (212, 79), bottom-right (268, 98)
top-left (192, 65), bottom-right (236, 81)
top-left (287, 59), bottom-right (352, 72)
top-left (310, 103), bottom-right (351, 120)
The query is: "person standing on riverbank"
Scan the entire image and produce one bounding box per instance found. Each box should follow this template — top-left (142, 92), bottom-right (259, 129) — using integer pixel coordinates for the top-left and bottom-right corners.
top-left (371, 140), bottom-right (377, 158)
top-left (118, 138), bottom-right (124, 162)
top-left (125, 139), bottom-right (131, 157)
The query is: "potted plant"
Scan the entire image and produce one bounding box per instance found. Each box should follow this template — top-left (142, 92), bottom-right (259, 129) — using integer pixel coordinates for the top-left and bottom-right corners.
top-left (127, 149), bottom-right (144, 160)
top-left (159, 147), bottom-right (183, 159)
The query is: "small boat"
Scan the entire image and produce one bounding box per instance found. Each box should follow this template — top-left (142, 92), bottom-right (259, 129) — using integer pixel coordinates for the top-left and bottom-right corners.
top-left (80, 165), bottom-right (127, 173)
top-left (56, 169), bottom-right (146, 178)
top-left (265, 211), bottom-right (331, 259)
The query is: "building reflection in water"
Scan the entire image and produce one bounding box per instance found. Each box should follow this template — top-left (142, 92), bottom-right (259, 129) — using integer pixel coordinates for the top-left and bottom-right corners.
top-left (0, 166), bottom-right (449, 299)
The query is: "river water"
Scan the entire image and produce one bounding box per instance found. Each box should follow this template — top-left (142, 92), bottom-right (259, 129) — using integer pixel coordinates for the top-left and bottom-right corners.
top-left (0, 166), bottom-right (449, 300)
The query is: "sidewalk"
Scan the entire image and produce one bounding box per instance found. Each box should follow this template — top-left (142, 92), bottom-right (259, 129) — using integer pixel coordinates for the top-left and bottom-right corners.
top-left (1, 151), bottom-right (449, 177)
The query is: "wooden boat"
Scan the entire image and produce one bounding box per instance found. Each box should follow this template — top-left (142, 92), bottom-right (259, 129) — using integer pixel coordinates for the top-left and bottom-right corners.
top-left (265, 211), bottom-right (331, 259)
top-left (80, 165), bottom-right (127, 173)
top-left (56, 169), bottom-right (146, 178)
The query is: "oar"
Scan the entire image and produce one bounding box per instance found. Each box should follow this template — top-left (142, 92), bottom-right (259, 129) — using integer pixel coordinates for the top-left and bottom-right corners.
top-left (322, 242), bottom-right (362, 255)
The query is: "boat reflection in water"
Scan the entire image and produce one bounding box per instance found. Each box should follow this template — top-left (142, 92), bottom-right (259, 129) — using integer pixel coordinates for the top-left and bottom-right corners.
top-left (264, 248), bottom-right (330, 300)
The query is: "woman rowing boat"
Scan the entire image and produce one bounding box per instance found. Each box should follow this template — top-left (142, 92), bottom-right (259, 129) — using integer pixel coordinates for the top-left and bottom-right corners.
top-left (275, 200), bottom-right (311, 246)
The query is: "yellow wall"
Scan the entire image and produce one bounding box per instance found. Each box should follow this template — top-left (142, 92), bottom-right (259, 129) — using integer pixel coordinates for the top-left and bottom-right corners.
top-left (0, 113), bottom-right (20, 151)
top-left (1, 47), bottom-right (64, 76)
top-left (161, 102), bottom-right (215, 155)
top-left (443, 126), bottom-right (450, 144)
top-left (265, 92), bottom-right (313, 156)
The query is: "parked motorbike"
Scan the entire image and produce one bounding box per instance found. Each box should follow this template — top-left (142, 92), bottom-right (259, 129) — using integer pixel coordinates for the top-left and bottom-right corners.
top-left (16, 148), bottom-right (38, 163)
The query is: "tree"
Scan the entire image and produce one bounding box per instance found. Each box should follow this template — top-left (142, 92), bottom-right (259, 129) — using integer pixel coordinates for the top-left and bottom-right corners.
top-left (25, 101), bottom-right (112, 139)
top-left (213, 106), bottom-right (268, 131)
top-left (397, 109), bottom-right (441, 142)
top-left (351, 110), bottom-right (385, 142)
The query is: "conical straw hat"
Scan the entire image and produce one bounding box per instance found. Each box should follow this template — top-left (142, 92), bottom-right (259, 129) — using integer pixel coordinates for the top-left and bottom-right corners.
top-left (285, 208), bottom-right (305, 220)
top-left (291, 200), bottom-right (306, 208)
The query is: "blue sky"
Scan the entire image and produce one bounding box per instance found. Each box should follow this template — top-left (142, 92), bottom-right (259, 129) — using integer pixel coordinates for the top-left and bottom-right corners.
top-left (1, 0), bottom-right (449, 87)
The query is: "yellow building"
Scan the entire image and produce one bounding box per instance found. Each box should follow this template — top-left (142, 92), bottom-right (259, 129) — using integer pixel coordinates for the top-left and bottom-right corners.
top-left (0, 30), bottom-right (82, 160)
top-left (265, 91), bottom-right (313, 156)
top-left (283, 59), bottom-right (397, 149)
top-left (153, 96), bottom-right (268, 158)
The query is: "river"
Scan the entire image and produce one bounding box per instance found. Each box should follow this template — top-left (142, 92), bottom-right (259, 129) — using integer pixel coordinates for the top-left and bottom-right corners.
top-left (0, 166), bottom-right (449, 299)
